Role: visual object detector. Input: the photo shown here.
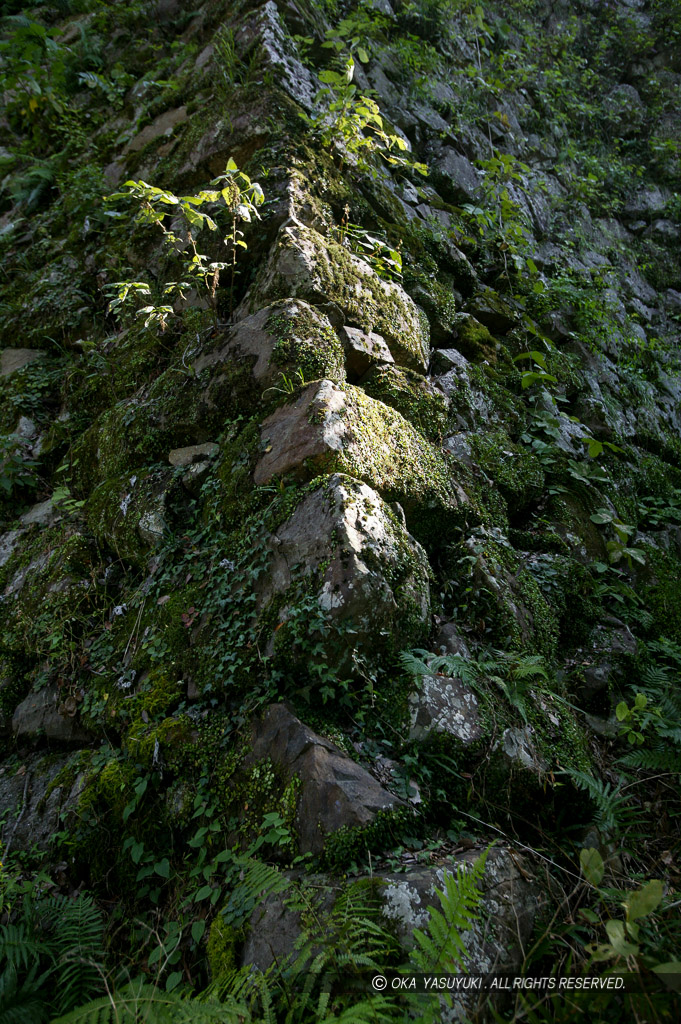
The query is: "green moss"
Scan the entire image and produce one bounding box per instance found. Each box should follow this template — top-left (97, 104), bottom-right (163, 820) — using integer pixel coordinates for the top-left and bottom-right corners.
top-left (267, 303), bottom-right (345, 384)
top-left (320, 805), bottom-right (415, 871)
top-left (645, 546), bottom-right (681, 644)
top-left (452, 314), bottom-right (499, 363)
top-left (86, 469), bottom-right (172, 566)
top-left (470, 430), bottom-right (545, 513)
top-left (252, 225), bottom-right (430, 372)
top-left (314, 384), bottom-right (479, 543)
top-left (206, 916), bottom-right (244, 980)
top-left (361, 365), bottom-right (449, 442)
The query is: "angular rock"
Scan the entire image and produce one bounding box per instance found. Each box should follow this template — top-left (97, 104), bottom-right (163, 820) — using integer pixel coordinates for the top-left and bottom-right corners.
top-left (260, 473), bottom-right (431, 652)
top-left (340, 325), bottom-right (394, 379)
top-left (168, 442), bottom-right (219, 468)
top-left (86, 470), bottom-right (172, 566)
top-left (74, 301), bottom-right (344, 490)
top-left (12, 684), bottom-right (93, 747)
top-left (236, 1), bottom-right (317, 111)
top-left (433, 148), bottom-right (482, 202)
top-left (496, 725), bottom-right (548, 774)
top-left (1, 348), bottom-right (44, 377)
top-left (240, 224), bottom-right (430, 372)
top-left (193, 299), bottom-right (345, 392)
top-left (0, 753), bottom-right (88, 854)
top-left (467, 289), bottom-right (518, 333)
top-left (254, 381), bottom-right (469, 524)
top-left (247, 704), bottom-right (406, 854)
top-left (242, 846), bottom-right (542, 990)
top-left (381, 846), bottom-right (541, 977)
top-left (623, 185), bottom-right (669, 221)
top-left (124, 105), bottom-right (187, 153)
top-left (409, 676), bottom-right (482, 743)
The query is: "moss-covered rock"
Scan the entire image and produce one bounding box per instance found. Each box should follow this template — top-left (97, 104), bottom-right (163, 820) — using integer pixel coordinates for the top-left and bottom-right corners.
top-left (241, 224), bottom-right (431, 373)
top-left (360, 364), bottom-right (450, 443)
top-left (85, 468), bottom-right (173, 566)
top-left (254, 380), bottom-right (475, 538)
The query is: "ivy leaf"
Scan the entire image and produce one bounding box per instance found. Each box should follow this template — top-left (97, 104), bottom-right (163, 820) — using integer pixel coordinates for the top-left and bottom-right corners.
top-left (191, 920), bottom-right (206, 944)
top-left (605, 919), bottom-right (639, 957)
top-left (166, 971), bottom-right (183, 992)
top-left (626, 879), bottom-right (663, 922)
top-left (154, 858), bottom-right (171, 879)
top-left (580, 847), bottom-right (605, 887)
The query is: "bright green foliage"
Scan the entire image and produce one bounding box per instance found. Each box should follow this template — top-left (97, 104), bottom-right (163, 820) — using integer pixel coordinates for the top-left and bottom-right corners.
top-left (304, 57), bottom-right (426, 177)
top-left (106, 159), bottom-right (264, 325)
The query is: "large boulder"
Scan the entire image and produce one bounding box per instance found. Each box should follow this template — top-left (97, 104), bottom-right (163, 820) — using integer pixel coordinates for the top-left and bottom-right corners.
top-left (245, 704), bottom-right (406, 855)
top-left (239, 224), bottom-right (430, 373)
top-left (254, 381), bottom-right (471, 530)
top-left (12, 683), bottom-right (93, 747)
top-left (192, 299), bottom-right (346, 393)
top-left (0, 752), bottom-right (88, 854)
top-left (241, 845), bottom-right (543, 997)
top-left (260, 473), bottom-right (431, 655)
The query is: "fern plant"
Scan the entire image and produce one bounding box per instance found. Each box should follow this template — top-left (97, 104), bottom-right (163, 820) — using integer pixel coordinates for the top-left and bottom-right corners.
top-left (410, 848), bottom-right (488, 973)
top-left (0, 890), bottom-right (104, 1021)
top-left (400, 647), bottom-right (549, 723)
top-left (560, 768), bottom-right (637, 835)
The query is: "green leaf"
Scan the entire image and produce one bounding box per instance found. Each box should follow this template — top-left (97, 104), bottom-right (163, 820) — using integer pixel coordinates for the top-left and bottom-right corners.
top-left (166, 971), bottom-right (183, 992)
top-left (154, 858), bottom-right (171, 879)
top-left (580, 847), bottom-right (605, 887)
top-left (191, 920), bottom-right (206, 944)
top-left (194, 885), bottom-right (213, 901)
top-left (357, 46), bottom-right (369, 63)
top-left (147, 945), bottom-right (162, 966)
top-left (626, 879), bottom-right (663, 922)
top-left (605, 919), bottom-right (639, 957)
top-left (131, 841), bottom-right (145, 864)
top-left (615, 702), bottom-right (629, 722)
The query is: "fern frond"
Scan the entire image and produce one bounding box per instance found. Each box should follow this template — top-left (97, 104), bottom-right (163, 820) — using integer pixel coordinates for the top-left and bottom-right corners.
top-left (0, 923), bottom-right (46, 974)
top-left (219, 857), bottom-right (290, 930)
top-left (562, 769), bottom-right (631, 832)
top-left (51, 979), bottom-right (252, 1024)
top-left (410, 848), bottom-right (488, 973)
top-left (0, 962), bottom-right (50, 1024)
top-left (618, 746), bottom-right (681, 774)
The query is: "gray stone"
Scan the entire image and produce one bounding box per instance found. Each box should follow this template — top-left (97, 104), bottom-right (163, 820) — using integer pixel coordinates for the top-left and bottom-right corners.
top-left (191, 299), bottom-right (345, 403)
top-left (623, 186), bottom-right (669, 221)
top-left (168, 442), bottom-right (219, 468)
top-left (1, 348), bottom-right (44, 377)
top-left (254, 380), bottom-right (347, 486)
top-left (644, 218), bottom-right (680, 243)
top-left (16, 416), bottom-right (38, 439)
top-left (571, 623), bottom-right (637, 699)
top-left (497, 726), bottom-right (548, 774)
top-left (12, 684), bottom-right (93, 747)
top-left (124, 106), bottom-right (187, 153)
top-left (235, 1), bottom-right (317, 111)
top-left (340, 326), bottom-right (394, 379)
top-left (604, 84), bottom-right (646, 136)
top-left (254, 381), bottom-right (466, 521)
top-left (241, 845), bottom-right (542, 1004)
top-left (0, 754), bottom-right (88, 855)
top-left (381, 846), bottom-right (541, 977)
top-left (247, 704), bottom-right (406, 854)
top-left (20, 498), bottom-right (60, 528)
top-left (409, 676), bottom-right (482, 743)
top-left (0, 529), bottom-right (23, 569)
top-left (181, 460), bottom-right (212, 497)
top-left (259, 473), bottom-right (431, 652)
top-left (434, 149), bottom-right (482, 202)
